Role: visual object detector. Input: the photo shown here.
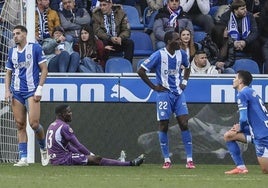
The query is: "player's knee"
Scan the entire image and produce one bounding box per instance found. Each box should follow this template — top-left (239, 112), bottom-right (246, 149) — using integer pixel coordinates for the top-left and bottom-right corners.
top-left (15, 118), bottom-right (26, 130)
top-left (16, 121), bottom-right (26, 131)
top-left (223, 131), bottom-right (233, 141)
top-left (29, 120), bottom-right (40, 130)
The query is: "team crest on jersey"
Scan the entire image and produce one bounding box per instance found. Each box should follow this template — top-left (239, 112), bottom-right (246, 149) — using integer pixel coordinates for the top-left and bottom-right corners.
top-left (237, 99), bottom-right (241, 104)
top-left (27, 53), bottom-right (32, 59)
top-left (143, 59), bottom-right (150, 65)
top-left (252, 91), bottom-right (257, 97)
top-left (69, 127), bottom-right (74, 133)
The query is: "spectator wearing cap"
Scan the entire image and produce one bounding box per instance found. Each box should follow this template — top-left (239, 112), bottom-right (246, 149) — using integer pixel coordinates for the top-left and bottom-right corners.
top-left (58, 0), bottom-right (91, 44)
top-left (42, 26), bottom-right (80, 72)
top-left (92, 0), bottom-right (134, 63)
top-left (35, 0), bottom-right (61, 44)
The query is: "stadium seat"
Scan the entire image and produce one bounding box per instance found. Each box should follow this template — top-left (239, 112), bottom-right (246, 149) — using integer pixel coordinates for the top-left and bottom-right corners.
top-left (123, 5), bottom-right (144, 30)
top-left (193, 31), bottom-right (207, 43)
top-left (105, 57), bottom-right (133, 73)
top-left (193, 25), bottom-right (203, 31)
top-left (232, 59), bottom-right (260, 74)
top-left (130, 31), bottom-right (154, 56)
top-left (209, 6), bottom-right (219, 17)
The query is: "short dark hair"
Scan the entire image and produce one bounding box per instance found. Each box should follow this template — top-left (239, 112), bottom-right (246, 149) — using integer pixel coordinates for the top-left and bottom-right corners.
top-left (164, 31), bottom-right (176, 44)
top-left (55, 104), bottom-right (69, 115)
top-left (230, 0), bottom-right (246, 11)
top-left (52, 26), bottom-right (65, 35)
top-left (237, 70), bottom-right (252, 86)
top-left (14, 25), bottom-right (27, 33)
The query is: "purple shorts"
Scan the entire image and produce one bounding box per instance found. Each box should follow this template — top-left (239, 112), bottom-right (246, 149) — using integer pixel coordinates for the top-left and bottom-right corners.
top-left (50, 153), bottom-right (88, 165)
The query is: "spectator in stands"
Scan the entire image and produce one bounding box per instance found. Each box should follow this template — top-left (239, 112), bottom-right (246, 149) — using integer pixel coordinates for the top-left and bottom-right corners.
top-left (153, 0), bottom-right (194, 49)
top-left (245, 0), bottom-right (265, 19)
top-left (179, 28), bottom-right (196, 62)
top-left (219, 0), bottom-right (263, 71)
top-left (259, 0), bottom-right (268, 73)
top-left (190, 50), bottom-right (220, 74)
top-left (73, 25), bottom-right (111, 72)
top-left (50, 0), bottom-right (84, 11)
top-left (42, 26), bottom-right (80, 72)
top-left (210, 24), bottom-right (235, 74)
top-left (92, 0), bottom-right (134, 63)
top-left (144, 0), bottom-right (164, 35)
top-left (35, 0), bottom-right (61, 44)
top-left (180, 0), bottom-right (215, 34)
top-left (58, 0), bottom-right (91, 44)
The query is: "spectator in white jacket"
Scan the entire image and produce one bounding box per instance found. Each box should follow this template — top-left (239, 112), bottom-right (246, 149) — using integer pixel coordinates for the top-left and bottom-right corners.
top-left (180, 0), bottom-right (214, 34)
top-left (190, 50), bottom-right (220, 74)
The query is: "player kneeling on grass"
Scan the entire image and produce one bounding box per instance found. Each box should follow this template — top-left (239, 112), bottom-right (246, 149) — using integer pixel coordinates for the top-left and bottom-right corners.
top-left (46, 104), bottom-right (144, 166)
top-left (224, 70), bottom-right (268, 174)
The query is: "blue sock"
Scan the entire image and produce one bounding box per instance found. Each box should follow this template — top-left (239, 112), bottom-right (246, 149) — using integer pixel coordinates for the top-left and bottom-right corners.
top-left (181, 130), bottom-right (193, 158)
top-left (226, 141), bottom-right (245, 166)
top-left (18, 142), bottom-right (27, 159)
top-left (158, 131), bottom-right (169, 158)
top-left (34, 124), bottom-right (46, 150)
top-left (37, 138), bottom-right (46, 150)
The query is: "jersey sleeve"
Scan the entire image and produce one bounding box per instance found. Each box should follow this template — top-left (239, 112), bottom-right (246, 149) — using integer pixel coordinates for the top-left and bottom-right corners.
top-left (180, 50), bottom-right (190, 68)
top-left (34, 43), bottom-right (47, 65)
top-left (141, 51), bottom-right (160, 71)
top-left (5, 48), bottom-right (14, 70)
top-left (237, 92), bottom-right (249, 131)
top-left (61, 125), bottom-right (90, 155)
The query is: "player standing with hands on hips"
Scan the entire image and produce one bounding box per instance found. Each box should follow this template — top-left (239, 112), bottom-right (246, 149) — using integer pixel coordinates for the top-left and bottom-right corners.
top-left (5, 25), bottom-right (49, 166)
top-left (138, 31), bottom-right (195, 169)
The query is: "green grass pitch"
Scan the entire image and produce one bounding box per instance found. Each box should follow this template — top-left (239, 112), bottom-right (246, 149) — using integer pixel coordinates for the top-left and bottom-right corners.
top-left (0, 164), bottom-right (267, 188)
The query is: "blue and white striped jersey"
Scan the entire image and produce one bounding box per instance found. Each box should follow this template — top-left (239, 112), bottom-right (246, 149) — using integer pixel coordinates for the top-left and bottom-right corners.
top-left (237, 86), bottom-right (268, 140)
top-left (6, 42), bottom-right (47, 92)
top-left (141, 48), bottom-right (190, 95)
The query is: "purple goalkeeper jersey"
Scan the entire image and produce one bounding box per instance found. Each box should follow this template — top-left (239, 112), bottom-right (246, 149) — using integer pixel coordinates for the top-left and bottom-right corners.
top-left (46, 119), bottom-right (90, 165)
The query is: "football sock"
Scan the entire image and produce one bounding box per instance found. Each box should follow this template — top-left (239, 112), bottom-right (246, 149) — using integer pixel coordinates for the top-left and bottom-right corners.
top-left (181, 130), bottom-right (193, 159)
top-left (18, 142), bottom-right (27, 159)
top-left (100, 158), bottom-right (131, 166)
top-left (158, 131), bottom-right (169, 158)
top-left (34, 124), bottom-right (46, 149)
top-left (37, 138), bottom-right (46, 150)
top-left (226, 141), bottom-right (245, 166)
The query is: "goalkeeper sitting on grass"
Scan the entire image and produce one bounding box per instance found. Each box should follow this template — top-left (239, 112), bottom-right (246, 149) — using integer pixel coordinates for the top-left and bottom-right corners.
top-left (46, 104), bottom-right (144, 166)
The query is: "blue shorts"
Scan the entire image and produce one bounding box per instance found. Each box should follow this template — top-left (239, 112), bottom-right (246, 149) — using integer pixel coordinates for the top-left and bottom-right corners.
top-left (11, 90), bottom-right (35, 105)
top-left (156, 91), bottom-right (188, 121)
top-left (253, 137), bottom-right (268, 158)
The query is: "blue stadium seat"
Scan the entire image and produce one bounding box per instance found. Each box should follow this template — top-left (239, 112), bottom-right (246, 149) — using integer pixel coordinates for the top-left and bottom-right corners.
top-left (232, 59), bottom-right (260, 74)
top-left (123, 5), bottom-right (144, 30)
top-left (209, 6), bottom-right (219, 17)
top-left (105, 57), bottom-right (133, 73)
top-left (130, 31), bottom-right (154, 56)
top-left (193, 25), bottom-right (203, 31)
top-left (193, 31), bottom-right (207, 43)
